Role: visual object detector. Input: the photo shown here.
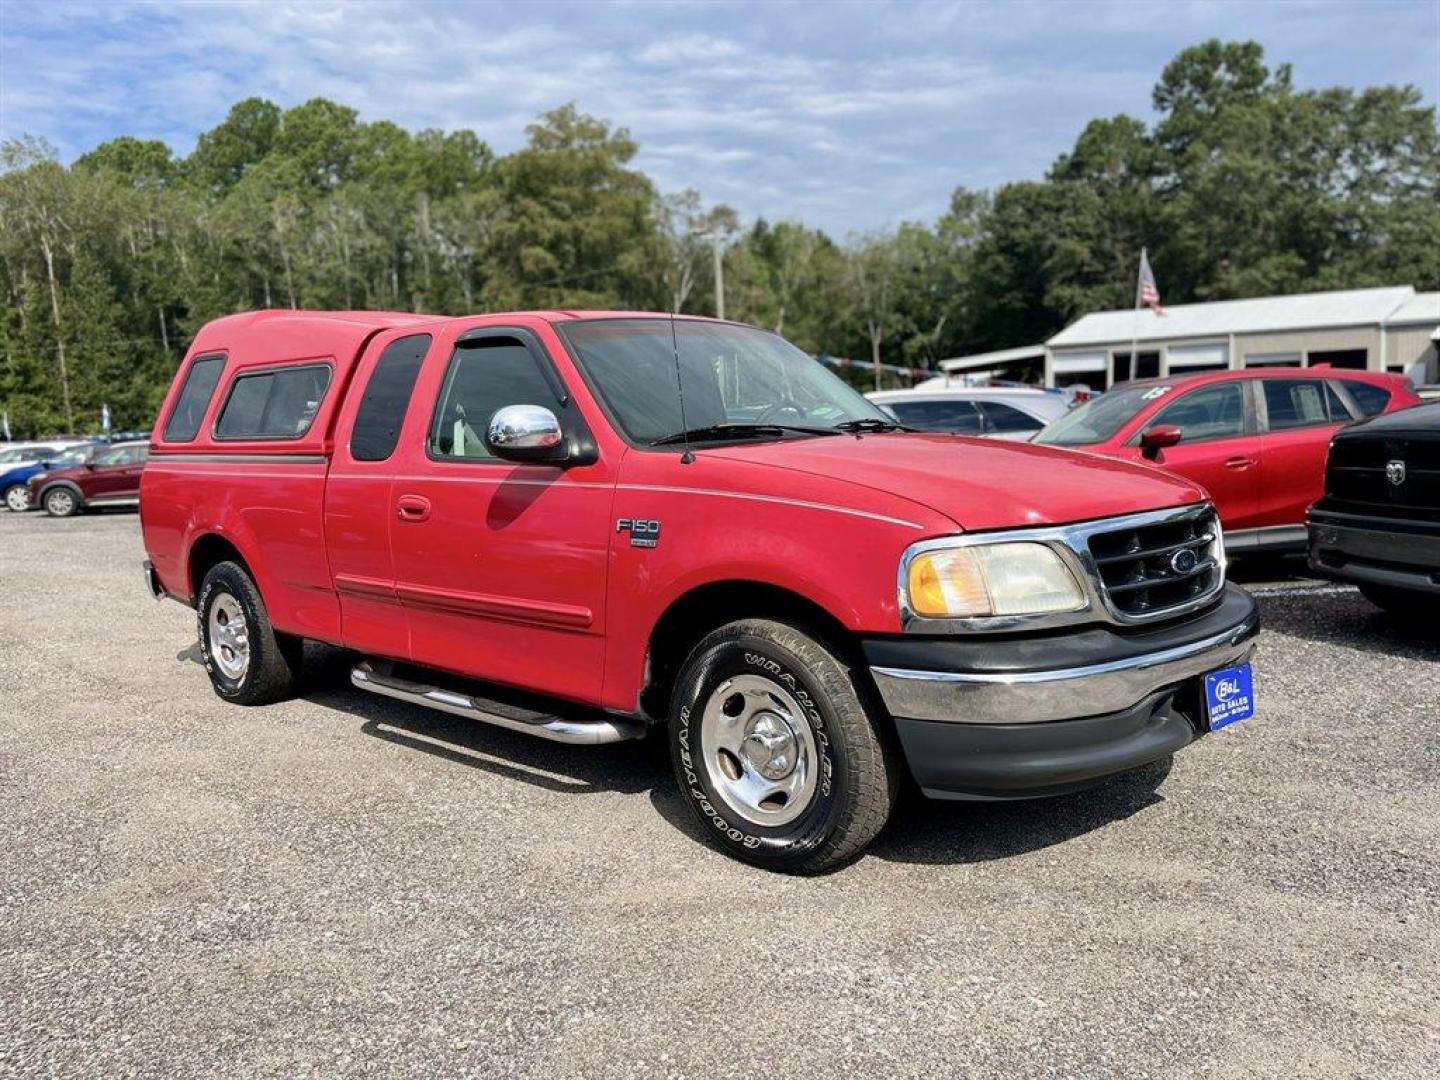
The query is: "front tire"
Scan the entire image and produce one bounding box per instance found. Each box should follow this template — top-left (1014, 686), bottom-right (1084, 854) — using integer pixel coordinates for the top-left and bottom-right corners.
top-left (668, 619), bottom-right (899, 873)
top-left (3, 485), bottom-right (29, 512)
top-left (197, 561), bottom-right (302, 705)
top-left (43, 487), bottom-right (80, 517)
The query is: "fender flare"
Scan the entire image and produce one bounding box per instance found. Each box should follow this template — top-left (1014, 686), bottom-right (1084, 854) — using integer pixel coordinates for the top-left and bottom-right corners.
top-left (181, 517), bottom-right (278, 607)
top-left (37, 479), bottom-right (86, 507)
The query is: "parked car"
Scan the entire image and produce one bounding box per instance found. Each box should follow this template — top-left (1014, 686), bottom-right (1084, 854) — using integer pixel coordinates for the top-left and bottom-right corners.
top-left (28, 439), bottom-right (149, 517)
top-left (1308, 400), bottom-right (1439, 620)
top-left (1, 442), bottom-right (100, 511)
top-left (867, 387), bottom-right (1069, 440)
top-left (142, 310), bottom-right (1259, 872)
top-left (0, 441), bottom-right (77, 476)
top-left (1034, 368), bottom-right (1421, 552)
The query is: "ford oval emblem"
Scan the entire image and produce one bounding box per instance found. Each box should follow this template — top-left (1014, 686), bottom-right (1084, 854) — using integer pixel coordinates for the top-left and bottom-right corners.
top-left (1386, 460), bottom-right (1406, 486)
top-left (1169, 548), bottom-right (1198, 574)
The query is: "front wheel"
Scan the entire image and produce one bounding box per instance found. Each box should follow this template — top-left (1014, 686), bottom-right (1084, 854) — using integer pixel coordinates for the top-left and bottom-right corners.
top-left (43, 487), bottom-right (79, 517)
top-left (669, 619), bottom-right (899, 873)
top-left (3, 485), bottom-right (29, 512)
top-left (197, 560), bottom-right (303, 705)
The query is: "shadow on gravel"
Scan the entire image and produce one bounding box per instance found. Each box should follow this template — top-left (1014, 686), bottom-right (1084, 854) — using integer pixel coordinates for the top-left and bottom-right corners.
top-left (182, 638), bottom-right (1178, 867)
top-left (298, 643), bottom-right (662, 797)
top-left (1257, 590), bottom-right (1440, 659)
top-left (868, 758), bottom-right (1172, 866)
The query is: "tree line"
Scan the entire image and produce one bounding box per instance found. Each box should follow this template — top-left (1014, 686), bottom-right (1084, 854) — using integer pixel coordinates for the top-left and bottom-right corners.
top-left (1, 39), bottom-right (1435, 437)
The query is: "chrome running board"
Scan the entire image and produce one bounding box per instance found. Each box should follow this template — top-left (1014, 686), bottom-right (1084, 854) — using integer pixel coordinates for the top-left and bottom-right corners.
top-left (350, 661), bottom-right (644, 745)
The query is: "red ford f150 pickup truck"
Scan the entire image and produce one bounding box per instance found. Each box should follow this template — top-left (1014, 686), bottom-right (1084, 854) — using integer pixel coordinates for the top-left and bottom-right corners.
top-left (142, 310), bottom-right (1259, 872)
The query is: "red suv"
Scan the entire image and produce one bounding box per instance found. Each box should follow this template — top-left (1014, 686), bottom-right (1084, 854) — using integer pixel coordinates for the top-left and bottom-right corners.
top-left (1035, 368), bottom-right (1420, 552)
top-left (141, 311), bottom-right (1260, 872)
top-left (28, 439), bottom-right (149, 517)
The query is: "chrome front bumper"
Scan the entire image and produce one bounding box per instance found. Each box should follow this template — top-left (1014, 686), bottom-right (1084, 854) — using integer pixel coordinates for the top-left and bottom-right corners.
top-left (870, 592), bottom-right (1259, 725)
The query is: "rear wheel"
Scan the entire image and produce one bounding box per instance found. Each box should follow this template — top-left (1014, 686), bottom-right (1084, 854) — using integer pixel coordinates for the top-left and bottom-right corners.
top-left (668, 618), bottom-right (899, 873)
top-left (1359, 583), bottom-right (1432, 626)
top-left (43, 487), bottom-right (79, 517)
top-left (3, 485), bottom-right (29, 512)
top-left (197, 561), bottom-right (302, 705)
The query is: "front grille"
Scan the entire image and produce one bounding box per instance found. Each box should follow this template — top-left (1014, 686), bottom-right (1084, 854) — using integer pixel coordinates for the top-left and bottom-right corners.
top-left (1325, 435), bottom-right (1440, 518)
top-left (1086, 508), bottom-right (1223, 618)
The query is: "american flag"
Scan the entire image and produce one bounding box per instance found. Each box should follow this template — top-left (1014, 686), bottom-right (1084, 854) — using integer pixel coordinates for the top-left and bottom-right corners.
top-left (1136, 248), bottom-right (1164, 315)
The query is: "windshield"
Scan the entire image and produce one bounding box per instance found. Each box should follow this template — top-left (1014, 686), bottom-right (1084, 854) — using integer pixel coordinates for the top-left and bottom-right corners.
top-left (559, 319), bottom-right (892, 445)
top-left (48, 446), bottom-right (90, 467)
top-left (1034, 384), bottom-right (1173, 446)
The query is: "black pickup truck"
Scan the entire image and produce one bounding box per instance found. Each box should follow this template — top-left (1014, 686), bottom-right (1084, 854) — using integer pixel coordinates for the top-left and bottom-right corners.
top-left (1308, 401), bottom-right (1440, 620)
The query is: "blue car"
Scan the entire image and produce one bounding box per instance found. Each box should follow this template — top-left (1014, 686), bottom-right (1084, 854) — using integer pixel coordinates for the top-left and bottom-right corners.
top-left (1, 443), bottom-right (98, 512)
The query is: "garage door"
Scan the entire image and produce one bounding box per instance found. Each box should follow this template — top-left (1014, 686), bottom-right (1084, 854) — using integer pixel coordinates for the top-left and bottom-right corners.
top-left (1166, 342), bottom-right (1228, 373)
top-left (1052, 352), bottom-right (1107, 375)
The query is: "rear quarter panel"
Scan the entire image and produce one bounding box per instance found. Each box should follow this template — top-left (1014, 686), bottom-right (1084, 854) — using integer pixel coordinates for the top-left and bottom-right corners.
top-left (142, 314), bottom-right (422, 639)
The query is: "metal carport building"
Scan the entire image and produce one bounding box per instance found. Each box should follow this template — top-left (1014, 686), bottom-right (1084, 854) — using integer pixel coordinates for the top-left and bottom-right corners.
top-left (1045, 286), bottom-right (1440, 389)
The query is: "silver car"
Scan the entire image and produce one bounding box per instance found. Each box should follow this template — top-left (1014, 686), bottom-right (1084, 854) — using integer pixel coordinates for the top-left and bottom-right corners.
top-left (867, 387), bottom-right (1070, 440)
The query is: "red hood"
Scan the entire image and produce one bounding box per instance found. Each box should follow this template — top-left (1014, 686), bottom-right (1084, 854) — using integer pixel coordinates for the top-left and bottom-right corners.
top-left (706, 433), bottom-right (1206, 532)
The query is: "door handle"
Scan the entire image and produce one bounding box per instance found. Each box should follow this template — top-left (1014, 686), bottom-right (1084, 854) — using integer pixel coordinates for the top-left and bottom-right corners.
top-left (396, 494), bottom-right (431, 522)
top-left (1224, 456), bottom-right (1257, 470)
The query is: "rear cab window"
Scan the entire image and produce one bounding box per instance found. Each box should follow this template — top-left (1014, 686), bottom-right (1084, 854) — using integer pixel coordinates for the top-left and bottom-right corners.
top-left (351, 335), bottom-right (431, 462)
top-left (215, 363), bottom-right (333, 440)
top-left (162, 354), bottom-right (226, 442)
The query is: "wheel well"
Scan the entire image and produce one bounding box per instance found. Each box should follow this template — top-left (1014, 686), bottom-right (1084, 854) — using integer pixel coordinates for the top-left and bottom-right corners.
top-left (39, 479), bottom-right (82, 501)
top-left (188, 534), bottom-right (249, 600)
top-left (641, 581), bottom-right (862, 720)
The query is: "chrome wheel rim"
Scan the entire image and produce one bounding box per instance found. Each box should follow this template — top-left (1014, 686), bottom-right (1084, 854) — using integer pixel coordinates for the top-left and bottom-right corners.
top-left (4, 488), bottom-right (27, 512)
top-left (699, 673), bottom-right (818, 827)
top-left (207, 593), bottom-right (250, 681)
top-left (47, 491), bottom-right (73, 514)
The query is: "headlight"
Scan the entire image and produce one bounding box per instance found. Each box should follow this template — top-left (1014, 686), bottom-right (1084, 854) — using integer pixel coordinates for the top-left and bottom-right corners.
top-left (906, 541), bottom-right (1086, 619)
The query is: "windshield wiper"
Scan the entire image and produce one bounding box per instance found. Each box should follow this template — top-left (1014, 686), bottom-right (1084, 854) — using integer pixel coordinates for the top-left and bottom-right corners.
top-left (833, 418), bottom-right (909, 434)
top-left (649, 422), bottom-right (840, 447)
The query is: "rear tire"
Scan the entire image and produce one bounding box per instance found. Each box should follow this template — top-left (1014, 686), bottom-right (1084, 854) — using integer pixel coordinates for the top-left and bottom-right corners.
top-left (1359, 583), bottom-right (1432, 626)
top-left (3, 485), bottom-right (29, 512)
top-left (668, 618), bottom-right (899, 873)
top-left (43, 487), bottom-right (79, 517)
top-left (197, 561), bottom-right (302, 705)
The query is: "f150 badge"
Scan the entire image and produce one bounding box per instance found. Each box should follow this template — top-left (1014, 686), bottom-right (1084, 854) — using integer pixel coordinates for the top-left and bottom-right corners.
top-left (617, 518), bottom-right (662, 548)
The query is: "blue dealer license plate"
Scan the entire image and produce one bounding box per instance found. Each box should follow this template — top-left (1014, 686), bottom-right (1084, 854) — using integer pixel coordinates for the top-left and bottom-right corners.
top-left (1204, 663), bottom-right (1255, 731)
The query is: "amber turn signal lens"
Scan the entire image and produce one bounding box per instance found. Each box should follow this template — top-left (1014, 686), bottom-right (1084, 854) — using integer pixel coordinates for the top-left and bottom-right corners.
top-left (907, 548), bottom-right (991, 618)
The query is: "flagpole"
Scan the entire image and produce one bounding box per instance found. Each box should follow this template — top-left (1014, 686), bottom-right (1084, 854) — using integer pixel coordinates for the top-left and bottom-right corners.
top-left (1126, 247), bottom-right (1144, 385)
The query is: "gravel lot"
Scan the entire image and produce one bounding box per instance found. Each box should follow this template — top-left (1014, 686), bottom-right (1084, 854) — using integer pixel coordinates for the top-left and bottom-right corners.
top-left (1, 511), bottom-right (1437, 1079)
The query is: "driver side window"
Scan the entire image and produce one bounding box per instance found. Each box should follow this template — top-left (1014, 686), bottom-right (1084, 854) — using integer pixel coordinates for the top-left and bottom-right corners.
top-left (1148, 383), bottom-right (1244, 443)
top-left (428, 338), bottom-right (565, 460)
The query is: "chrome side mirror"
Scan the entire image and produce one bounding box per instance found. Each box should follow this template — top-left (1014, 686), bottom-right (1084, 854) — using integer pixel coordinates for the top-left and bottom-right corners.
top-left (485, 404), bottom-right (568, 463)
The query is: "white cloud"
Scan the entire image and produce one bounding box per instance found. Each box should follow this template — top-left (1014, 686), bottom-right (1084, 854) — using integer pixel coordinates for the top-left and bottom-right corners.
top-left (1, 0), bottom-right (1435, 234)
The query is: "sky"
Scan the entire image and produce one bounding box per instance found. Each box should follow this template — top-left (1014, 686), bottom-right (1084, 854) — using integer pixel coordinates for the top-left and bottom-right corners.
top-left (1, 0), bottom-right (1437, 235)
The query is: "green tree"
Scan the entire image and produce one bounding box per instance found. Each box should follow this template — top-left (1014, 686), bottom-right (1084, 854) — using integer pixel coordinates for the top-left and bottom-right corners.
top-left (485, 104), bottom-right (658, 310)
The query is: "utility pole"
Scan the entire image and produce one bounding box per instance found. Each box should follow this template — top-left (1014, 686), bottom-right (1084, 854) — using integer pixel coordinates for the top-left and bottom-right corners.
top-left (710, 234), bottom-right (725, 321)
